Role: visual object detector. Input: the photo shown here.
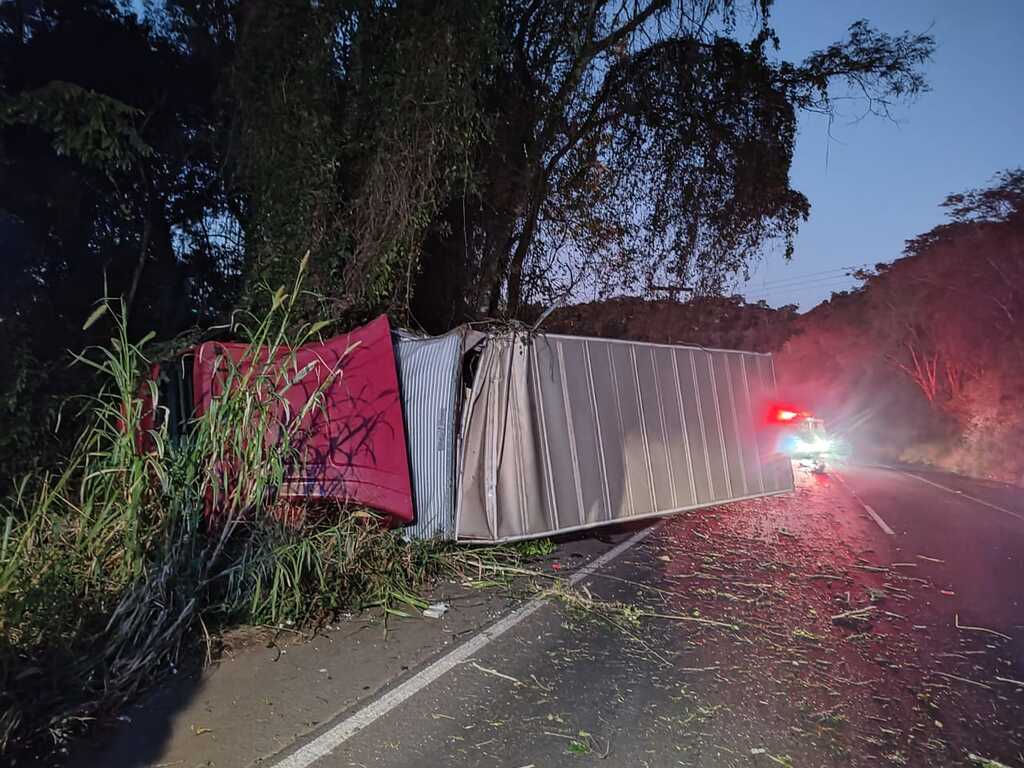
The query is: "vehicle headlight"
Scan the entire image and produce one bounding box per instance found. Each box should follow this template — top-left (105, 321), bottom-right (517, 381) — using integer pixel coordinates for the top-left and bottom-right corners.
top-left (793, 438), bottom-right (831, 453)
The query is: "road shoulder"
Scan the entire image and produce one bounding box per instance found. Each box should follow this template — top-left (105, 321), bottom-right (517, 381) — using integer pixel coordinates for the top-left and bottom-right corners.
top-left (68, 532), bottom-right (636, 768)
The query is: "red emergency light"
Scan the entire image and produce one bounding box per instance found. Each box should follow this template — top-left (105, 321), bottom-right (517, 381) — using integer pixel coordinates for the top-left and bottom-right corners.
top-left (774, 408), bottom-right (800, 422)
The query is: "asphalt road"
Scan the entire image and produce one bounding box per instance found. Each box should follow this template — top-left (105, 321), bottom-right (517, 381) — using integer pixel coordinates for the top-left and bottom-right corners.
top-left (836, 464), bottom-right (1024, 666)
top-left (267, 463), bottom-right (1024, 768)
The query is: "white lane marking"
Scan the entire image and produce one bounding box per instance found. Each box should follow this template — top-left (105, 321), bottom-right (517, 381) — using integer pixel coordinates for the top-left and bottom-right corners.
top-left (834, 472), bottom-right (895, 535)
top-left (269, 524), bottom-right (660, 768)
top-left (899, 471), bottom-right (1024, 524)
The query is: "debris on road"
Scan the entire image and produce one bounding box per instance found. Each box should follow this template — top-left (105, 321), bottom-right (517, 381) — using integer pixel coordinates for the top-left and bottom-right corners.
top-left (931, 671), bottom-right (993, 690)
top-left (967, 754), bottom-right (1014, 768)
top-left (423, 602), bottom-right (449, 619)
top-left (533, 466), bottom-right (1024, 768)
top-left (469, 661), bottom-right (523, 687)
top-left (831, 606), bottom-right (877, 627)
top-left (995, 676), bottom-right (1024, 687)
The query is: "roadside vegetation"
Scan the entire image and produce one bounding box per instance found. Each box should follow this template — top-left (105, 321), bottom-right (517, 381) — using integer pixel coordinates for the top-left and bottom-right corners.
top-left (548, 171), bottom-right (1024, 485)
top-left (0, 268), bottom-right (523, 762)
top-left (776, 171), bottom-right (1024, 483)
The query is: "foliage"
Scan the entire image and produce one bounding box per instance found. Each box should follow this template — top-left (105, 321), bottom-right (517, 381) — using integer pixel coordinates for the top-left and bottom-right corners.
top-left (227, 0), bottom-right (349, 318)
top-left (338, 0), bottom-right (494, 317)
top-left (776, 170), bottom-right (1024, 482)
top-left (544, 294), bottom-right (799, 352)
top-left (0, 317), bottom-right (57, 484)
top-left (1, 81), bottom-right (152, 171)
top-left (222, 508), bottom-right (434, 625)
top-left (415, 2), bottom-right (934, 324)
top-left (864, 170), bottom-right (1024, 410)
top-left (904, 168), bottom-right (1024, 254)
top-left (514, 537), bottom-right (556, 559)
top-left (0, 269), bottom-right (481, 760)
top-left (784, 19), bottom-right (932, 115)
top-left (0, 0), bottom-right (244, 490)
top-left (221, 0), bottom-right (495, 322)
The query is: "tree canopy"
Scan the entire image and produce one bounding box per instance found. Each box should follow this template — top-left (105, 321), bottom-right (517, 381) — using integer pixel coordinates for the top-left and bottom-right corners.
top-left (0, 0), bottom-right (934, 484)
top-left (777, 170), bottom-right (1024, 481)
top-left (414, 3), bottom-right (933, 324)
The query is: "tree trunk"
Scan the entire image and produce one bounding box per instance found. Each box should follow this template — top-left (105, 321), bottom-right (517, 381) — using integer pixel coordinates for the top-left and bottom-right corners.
top-left (504, 173), bottom-right (548, 318)
top-left (505, 210), bottom-right (537, 318)
top-left (483, 218), bottom-right (517, 318)
top-left (14, 0), bottom-right (25, 45)
top-left (125, 217), bottom-right (152, 323)
top-left (412, 199), bottom-right (471, 332)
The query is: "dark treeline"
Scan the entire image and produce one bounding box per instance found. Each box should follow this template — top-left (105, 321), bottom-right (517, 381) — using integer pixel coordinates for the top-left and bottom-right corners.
top-left (546, 171), bottom-right (1024, 483)
top-left (545, 294), bottom-right (798, 352)
top-left (778, 170), bottom-right (1024, 483)
top-left (1, 0), bottom-right (933, 485)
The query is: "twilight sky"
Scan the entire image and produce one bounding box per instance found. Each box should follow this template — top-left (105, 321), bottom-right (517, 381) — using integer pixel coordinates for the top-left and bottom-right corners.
top-left (740, 0), bottom-right (1024, 310)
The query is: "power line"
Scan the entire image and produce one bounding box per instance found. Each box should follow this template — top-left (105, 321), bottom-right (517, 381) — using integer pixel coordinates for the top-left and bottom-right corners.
top-left (747, 276), bottom-right (859, 295)
top-left (745, 276), bottom-right (864, 299)
top-left (744, 262), bottom-right (873, 290)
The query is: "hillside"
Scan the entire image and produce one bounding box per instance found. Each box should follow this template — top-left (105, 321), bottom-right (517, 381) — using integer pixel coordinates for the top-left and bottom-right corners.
top-left (544, 171), bottom-right (1024, 484)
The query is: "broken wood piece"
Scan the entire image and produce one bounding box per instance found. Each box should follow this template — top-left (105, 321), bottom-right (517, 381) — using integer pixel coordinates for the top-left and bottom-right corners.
top-left (967, 754), bottom-right (1012, 768)
top-left (994, 676), bottom-right (1024, 687)
top-left (932, 671), bottom-right (992, 691)
top-left (640, 610), bottom-right (739, 630)
top-left (831, 606), bottom-right (877, 627)
top-left (469, 661), bottom-right (523, 686)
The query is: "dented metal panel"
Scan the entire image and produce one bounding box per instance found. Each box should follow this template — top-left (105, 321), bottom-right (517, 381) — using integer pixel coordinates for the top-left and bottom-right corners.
top-left (455, 333), bottom-right (794, 542)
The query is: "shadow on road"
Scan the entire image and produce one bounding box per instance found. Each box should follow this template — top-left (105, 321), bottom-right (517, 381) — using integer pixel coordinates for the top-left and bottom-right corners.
top-left (65, 663), bottom-right (205, 768)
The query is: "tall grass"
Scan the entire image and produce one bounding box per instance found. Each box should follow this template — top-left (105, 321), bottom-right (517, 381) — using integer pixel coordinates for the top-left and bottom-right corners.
top-left (0, 260), bottom-right (472, 761)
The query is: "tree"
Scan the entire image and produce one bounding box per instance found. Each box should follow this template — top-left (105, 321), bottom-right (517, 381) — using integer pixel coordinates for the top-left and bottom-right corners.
top-left (138, 0), bottom-right (936, 329)
top-left (871, 170), bottom-right (1024, 406)
top-left (776, 170), bottom-right (1024, 481)
top-left (414, 2), bottom-right (934, 326)
top-left (0, 0), bottom-right (241, 485)
top-left (336, 0), bottom-right (494, 317)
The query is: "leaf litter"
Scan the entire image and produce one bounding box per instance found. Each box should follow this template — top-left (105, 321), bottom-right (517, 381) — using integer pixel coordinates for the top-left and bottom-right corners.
top-left (517, 467), bottom-right (1024, 767)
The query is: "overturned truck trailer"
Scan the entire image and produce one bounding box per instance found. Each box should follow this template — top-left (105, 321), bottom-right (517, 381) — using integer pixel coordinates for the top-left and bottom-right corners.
top-left (398, 330), bottom-right (794, 543)
top-left (166, 317), bottom-right (792, 541)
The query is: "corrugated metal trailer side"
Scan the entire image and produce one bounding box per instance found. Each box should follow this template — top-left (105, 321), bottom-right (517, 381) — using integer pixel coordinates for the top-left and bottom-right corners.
top-left (394, 332), bottom-right (464, 540)
top-left (456, 333), bottom-right (794, 542)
